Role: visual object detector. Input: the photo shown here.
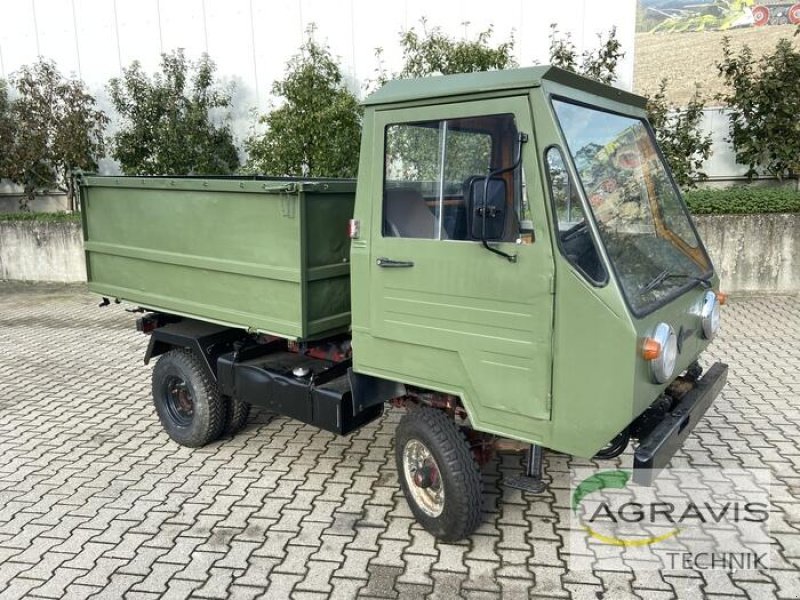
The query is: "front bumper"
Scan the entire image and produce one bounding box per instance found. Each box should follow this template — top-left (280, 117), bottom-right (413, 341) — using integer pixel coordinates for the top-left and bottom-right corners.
top-left (633, 362), bottom-right (728, 485)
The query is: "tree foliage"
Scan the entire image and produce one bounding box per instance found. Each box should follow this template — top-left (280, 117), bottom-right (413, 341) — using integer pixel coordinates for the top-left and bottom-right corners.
top-left (646, 80), bottom-right (712, 188)
top-left (108, 50), bottom-right (239, 176)
top-left (0, 80), bottom-right (14, 183)
top-left (1, 60), bottom-right (108, 210)
top-left (389, 19), bottom-right (517, 81)
top-left (548, 24), bottom-right (623, 85)
top-left (371, 21), bottom-right (517, 184)
top-left (245, 27), bottom-right (362, 178)
top-left (717, 36), bottom-right (800, 180)
top-left (547, 25), bottom-right (711, 188)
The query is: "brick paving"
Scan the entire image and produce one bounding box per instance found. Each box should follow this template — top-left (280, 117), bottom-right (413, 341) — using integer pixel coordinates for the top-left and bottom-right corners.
top-left (0, 283), bottom-right (798, 599)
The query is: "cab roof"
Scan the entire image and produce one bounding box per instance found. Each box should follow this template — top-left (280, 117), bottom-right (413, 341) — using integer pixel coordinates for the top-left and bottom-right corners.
top-left (363, 65), bottom-right (647, 109)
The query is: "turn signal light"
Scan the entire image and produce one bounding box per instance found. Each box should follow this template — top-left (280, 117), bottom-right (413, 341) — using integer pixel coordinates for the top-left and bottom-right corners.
top-left (716, 291), bottom-right (728, 306)
top-left (642, 338), bottom-right (662, 361)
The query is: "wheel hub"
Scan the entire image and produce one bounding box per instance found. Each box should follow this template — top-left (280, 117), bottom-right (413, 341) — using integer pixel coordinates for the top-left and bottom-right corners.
top-left (412, 462), bottom-right (439, 489)
top-left (165, 376), bottom-right (194, 426)
top-left (403, 439), bottom-right (445, 517)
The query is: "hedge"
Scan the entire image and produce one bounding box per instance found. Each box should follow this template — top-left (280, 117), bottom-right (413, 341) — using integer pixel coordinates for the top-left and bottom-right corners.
top-left (683, 186), bottom-right (800, 215)
top-left (0, 211), bottom-right (81, 223)
top-left (1, 188), bottom-right (799, 223)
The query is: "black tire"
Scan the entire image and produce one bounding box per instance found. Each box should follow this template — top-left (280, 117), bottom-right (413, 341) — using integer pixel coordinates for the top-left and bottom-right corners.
top-left (395, 406), bottom-right (483, 541)
top-left (151, 349), bottom-right (224, 447)
top-left (222, 395), bottom-right (251, 436)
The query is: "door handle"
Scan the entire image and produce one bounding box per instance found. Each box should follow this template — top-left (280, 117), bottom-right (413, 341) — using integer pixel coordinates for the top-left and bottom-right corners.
top-left (376, 257), bottom-right (414, 268)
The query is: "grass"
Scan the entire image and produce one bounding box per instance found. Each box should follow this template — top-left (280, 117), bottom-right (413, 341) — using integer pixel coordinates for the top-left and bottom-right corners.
top-left (2, 187), bottom-right (798, 224)
top-left (0, 211), bottom-right (81, 223)
top-left (683, 186), bottom-right (800, 215)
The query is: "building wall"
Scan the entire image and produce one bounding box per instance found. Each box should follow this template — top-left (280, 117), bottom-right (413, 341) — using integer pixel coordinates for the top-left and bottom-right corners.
top-left (694, 213), bottom-right (800, 294)
top-left (0, 193), bottom-right (69, 214)
top-left (0, 221), bottom-right (86, 283)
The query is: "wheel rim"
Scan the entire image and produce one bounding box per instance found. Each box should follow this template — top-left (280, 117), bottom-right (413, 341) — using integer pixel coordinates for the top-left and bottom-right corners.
top-left (164, 375), bottom-right (194, 427)
top-left (402, 439), bottom-right (445, 517)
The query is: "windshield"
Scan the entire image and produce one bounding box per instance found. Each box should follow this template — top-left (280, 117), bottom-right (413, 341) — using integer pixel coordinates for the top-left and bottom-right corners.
top-left (552, 99), bottom-right (711, 315)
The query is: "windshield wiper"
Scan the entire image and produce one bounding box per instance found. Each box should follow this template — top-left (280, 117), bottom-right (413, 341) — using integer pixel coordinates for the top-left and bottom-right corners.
top-left (640, 269), bottom-right (670, 295)
top-left (640, 270), bottom-right (711, 295)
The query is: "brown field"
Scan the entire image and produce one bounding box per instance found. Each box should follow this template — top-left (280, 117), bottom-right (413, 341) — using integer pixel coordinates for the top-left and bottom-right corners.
top-left (634, 24), bottom-right (799, 106)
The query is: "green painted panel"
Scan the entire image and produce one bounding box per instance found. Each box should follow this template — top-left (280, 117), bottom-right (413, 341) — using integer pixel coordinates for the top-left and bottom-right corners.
top-left (352, 75), bottom-right (714, 455)
top-left (80, 176), bottom-right (355, 339)
top-left (529, 85), bottom-right (714, 457)
top-left (353, 95), bottom-right (557, 436)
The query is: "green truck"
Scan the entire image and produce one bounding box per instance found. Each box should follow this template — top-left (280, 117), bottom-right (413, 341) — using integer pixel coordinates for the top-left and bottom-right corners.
top-left (79, 66), bottom-right (727, 541)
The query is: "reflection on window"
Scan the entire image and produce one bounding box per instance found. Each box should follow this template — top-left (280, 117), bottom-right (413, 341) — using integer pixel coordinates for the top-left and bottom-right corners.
top-left (545, 147), bottom-right (606, 283)
top-left (553, 100), bottom-right (711, 314)
top-left (383, 114), bottom-right (525, 242)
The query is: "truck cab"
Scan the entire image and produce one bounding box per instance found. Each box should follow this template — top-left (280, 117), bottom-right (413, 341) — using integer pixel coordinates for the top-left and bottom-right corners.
top-left (351, 66), bottom-right (724, 462)
top-left (80, 66), bottom-right (727, 542)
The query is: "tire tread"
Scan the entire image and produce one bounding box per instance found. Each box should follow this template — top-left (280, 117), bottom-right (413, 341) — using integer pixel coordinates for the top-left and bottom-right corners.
top-left (396, 406), bottom-right (482, 541)
top-left (152, 349), bottom-right (224, 447)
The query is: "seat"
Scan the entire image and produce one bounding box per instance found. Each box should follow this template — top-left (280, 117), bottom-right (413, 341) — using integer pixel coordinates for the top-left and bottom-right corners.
top-left (384, 188), bottom-right (448, 240)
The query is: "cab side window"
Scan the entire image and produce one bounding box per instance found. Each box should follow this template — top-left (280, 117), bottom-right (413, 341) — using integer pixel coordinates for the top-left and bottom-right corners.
top-left (545, 147), bottom-right (606, 283)
top-left (383, 115), bottom-right (524, 242)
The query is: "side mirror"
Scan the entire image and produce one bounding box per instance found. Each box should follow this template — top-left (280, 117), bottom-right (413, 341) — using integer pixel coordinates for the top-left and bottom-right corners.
top-left (467, 177), bottom-right (507, 241)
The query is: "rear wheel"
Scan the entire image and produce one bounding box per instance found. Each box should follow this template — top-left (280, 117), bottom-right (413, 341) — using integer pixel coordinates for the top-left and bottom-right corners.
top-left (152, 349), bottom-right (224, 447)
top-left (222, 395), bottom-right (251, 436)
top-left (395, 406), bottom-right (483, 541)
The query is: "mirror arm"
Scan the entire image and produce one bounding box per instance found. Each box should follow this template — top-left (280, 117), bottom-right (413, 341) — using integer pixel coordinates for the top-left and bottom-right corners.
top-left (480, 132), bottom-right (528, 263)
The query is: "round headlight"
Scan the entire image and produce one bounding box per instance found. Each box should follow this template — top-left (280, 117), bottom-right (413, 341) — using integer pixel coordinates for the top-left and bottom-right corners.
top-left (650, 322), bottom-right (678, 384)
top-left (700, 290), bottom-right (720, 340)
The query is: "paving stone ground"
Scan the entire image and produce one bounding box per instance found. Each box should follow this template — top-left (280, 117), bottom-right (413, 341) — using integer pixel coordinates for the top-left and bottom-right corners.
top-left (0, 283), bottom-right (798, 599)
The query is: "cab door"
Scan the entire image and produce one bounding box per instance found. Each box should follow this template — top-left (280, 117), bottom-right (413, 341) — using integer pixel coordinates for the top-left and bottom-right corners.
top-left (357, 97), bottom-right (556, 440)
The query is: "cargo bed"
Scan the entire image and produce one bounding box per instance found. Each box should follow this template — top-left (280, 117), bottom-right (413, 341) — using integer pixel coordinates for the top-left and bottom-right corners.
top-left (79, 175), bottom-right (356, 340)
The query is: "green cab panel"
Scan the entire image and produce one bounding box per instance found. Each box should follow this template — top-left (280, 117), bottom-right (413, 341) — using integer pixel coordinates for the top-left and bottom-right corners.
top-left (353, 67), bottom-right (717, 458)
top-left (351, 95), bottom-right (557, 441)
top-left (79, 176), bottom-right (355, 340)
top-left (533, 78), bottom-right (715, 457)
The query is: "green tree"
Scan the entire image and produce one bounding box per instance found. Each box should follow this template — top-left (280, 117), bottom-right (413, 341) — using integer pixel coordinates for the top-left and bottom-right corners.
top-left (109, 50), bottom-right (239, 176)
top-left (646, 80), bottom-right (712, 188)
top-left (373, 21), bottom-right (517, 182)
top-left (4, 60), bottom-right (108, 210)
top-left (0, 80), bottom-right (14, 182)
top-left (547, 26), bottom-right (711, 187)
top-left (245, 27), bottom-right (362, 178)
top-left (548, 24), bottom-right (623, 85)
top-left (717, 36), bottom-right (800, 180)
top-left (390, 19), bottom-right (516, 81)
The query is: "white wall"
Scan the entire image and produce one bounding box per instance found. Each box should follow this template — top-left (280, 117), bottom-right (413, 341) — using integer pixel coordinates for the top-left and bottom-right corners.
top-left (0, 0), bottom-right (637, 172)
top-left (0, 221), bottom-right (86, 282)
top-left (698, 107), bottom-right (750, 181)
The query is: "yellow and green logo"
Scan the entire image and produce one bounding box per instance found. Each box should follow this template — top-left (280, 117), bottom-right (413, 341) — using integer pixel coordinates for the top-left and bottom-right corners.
top-left (572, 470), bottom-right (681, 547)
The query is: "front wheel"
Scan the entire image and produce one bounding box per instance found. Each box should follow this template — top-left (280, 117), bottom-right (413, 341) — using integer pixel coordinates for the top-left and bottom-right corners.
top-left (395, 407), bottom-right (483, 541)
top-left (151, 349), bottom-right (224, 447)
